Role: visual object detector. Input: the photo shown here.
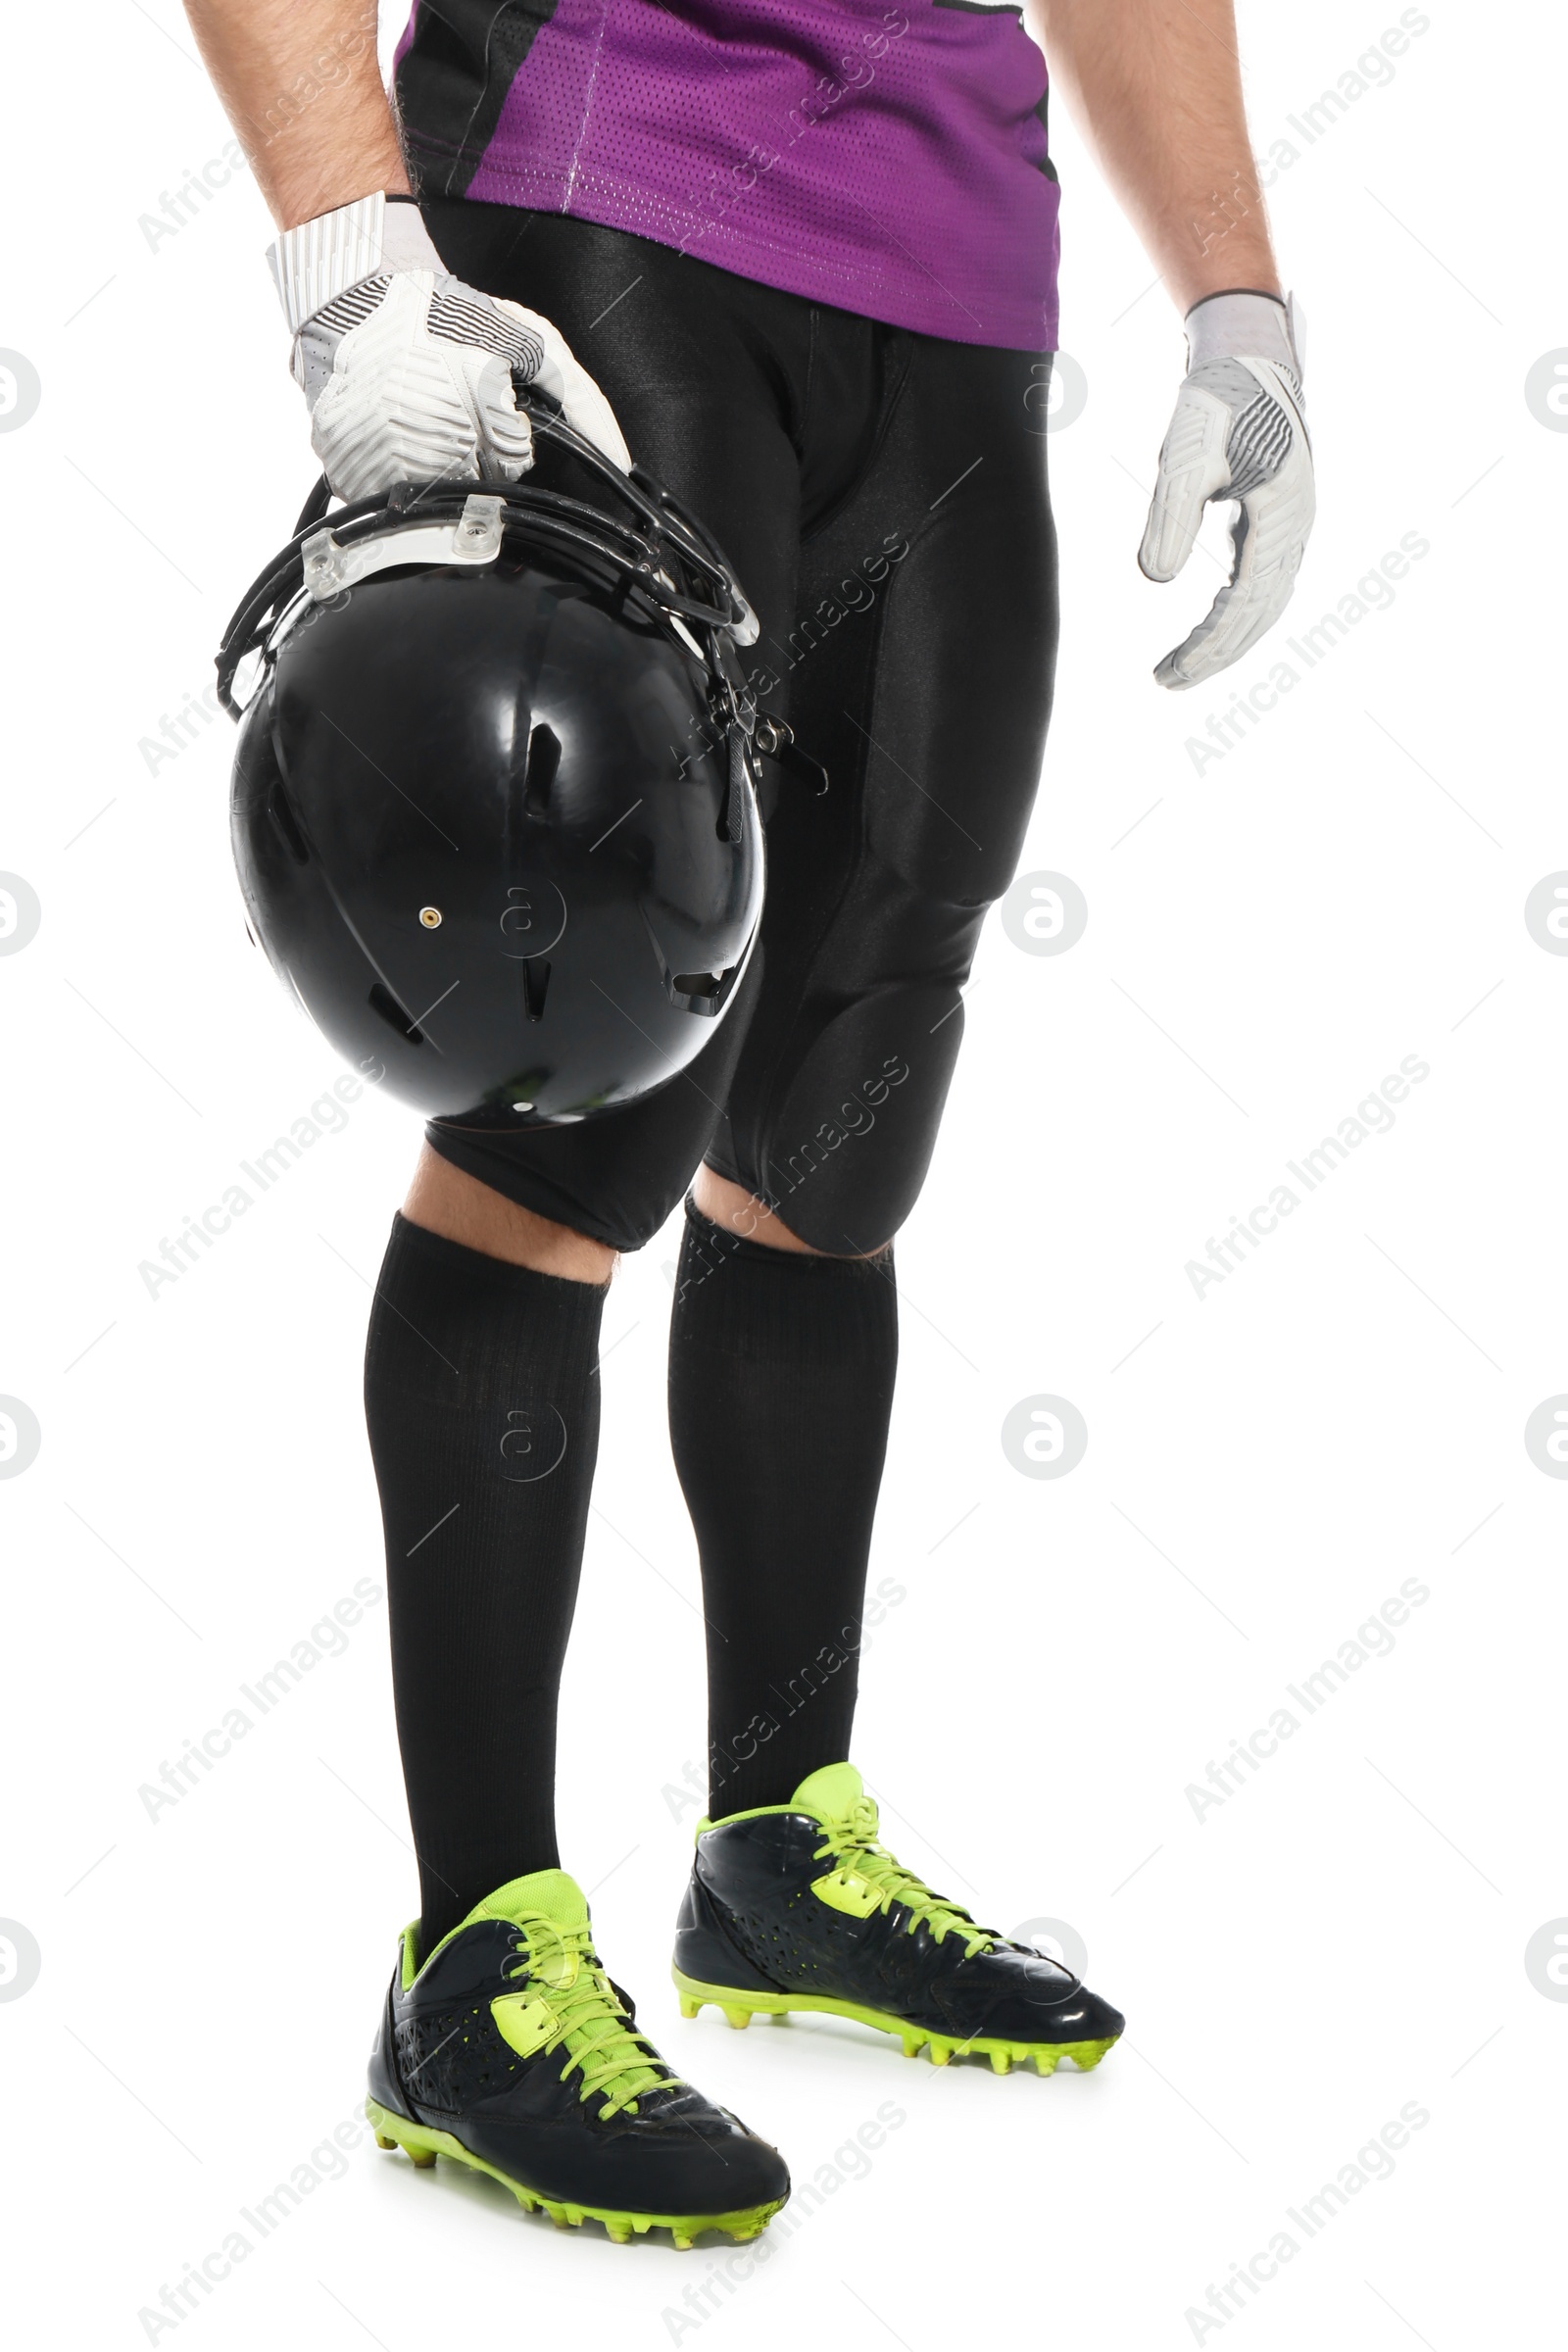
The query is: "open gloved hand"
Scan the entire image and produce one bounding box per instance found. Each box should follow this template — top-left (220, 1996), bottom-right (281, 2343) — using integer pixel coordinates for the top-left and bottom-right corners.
top-left (1140, 290), bottom-right (1314, 690)
top-left (267, 191), bottom-right (630, 502)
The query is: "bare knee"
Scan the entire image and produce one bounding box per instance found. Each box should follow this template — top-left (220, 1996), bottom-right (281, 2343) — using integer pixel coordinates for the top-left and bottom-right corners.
top-left (403, 1145), bottom-right (614, 1284)
top-left (692, 1165), bottom-right (890, 1260)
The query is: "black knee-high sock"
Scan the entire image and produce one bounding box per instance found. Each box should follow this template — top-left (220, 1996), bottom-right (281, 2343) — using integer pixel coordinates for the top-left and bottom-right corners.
top-left (668, 1200), bottom-right (899, 1817)
top-left (364, 1213), bottom-right (606, 1952)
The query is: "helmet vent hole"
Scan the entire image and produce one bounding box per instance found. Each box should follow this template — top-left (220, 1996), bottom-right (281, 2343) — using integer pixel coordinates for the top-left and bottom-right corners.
top-left (521, 959), bottom-right (551, 1023)
top-left (368, 983), bottom-right (426, 1045)
top-left (673, 968), bottom-right (731, 1013)
top-left (523, 724), bottom-right (561, 817)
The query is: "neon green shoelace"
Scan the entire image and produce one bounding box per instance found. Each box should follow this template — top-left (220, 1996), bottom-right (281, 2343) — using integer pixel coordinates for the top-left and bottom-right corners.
top-left (813, 1796), bottom-right (997, 1959)
top-left (505, 1918), bottom-right (685, 2120)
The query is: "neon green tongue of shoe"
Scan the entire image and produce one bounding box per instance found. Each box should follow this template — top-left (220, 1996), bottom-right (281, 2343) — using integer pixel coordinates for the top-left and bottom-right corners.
top-left (788, 1762), bottom-right (994, 1955)
top-left (462, 1868), bottom-right (591, 1934)
top-left (789, 1762), bottom-right (868, 1824)
top-left (460, 1868), bottom-right (675, 2117)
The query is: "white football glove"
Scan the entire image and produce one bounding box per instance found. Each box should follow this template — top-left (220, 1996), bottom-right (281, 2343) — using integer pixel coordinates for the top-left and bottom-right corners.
top-left (267, 192), bottom-right (630, 502)
top-left (1140, 290), bottom-right (1314, 690)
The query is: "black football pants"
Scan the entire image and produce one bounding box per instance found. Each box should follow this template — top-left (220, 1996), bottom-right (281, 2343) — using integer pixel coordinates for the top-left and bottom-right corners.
top-left (418, 203), bottom-right (1058, 1254)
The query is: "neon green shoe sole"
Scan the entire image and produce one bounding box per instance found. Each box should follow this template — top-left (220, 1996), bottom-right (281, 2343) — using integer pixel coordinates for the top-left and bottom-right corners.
top-left (366, 2097), bottom-right (787, 2249)
top-left (671, 1970), bottom-right (1119, 2077)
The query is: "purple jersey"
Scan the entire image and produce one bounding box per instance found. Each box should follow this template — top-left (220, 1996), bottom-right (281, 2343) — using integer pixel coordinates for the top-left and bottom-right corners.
top-left (393, 0), bottom-right (1059, 350)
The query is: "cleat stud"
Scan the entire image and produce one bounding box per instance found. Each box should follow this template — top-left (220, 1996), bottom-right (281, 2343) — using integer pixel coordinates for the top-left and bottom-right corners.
top-left (679, 1995), bottom-right (701, 2020)
top-left (374, 2133), bottom-right (398, 2151)
top-left (407, 2147), bottom-right (437, 2169)
top-left (722, 2006), bottom-right (753, 2030)
top-left (1035, 2051), bottom-right (1059, 2077)
top-left (929, 2040), bottom-right (951, 2067)
top-left (672, 2230), bottom-right (695, 2251)
top-left (901, 2036), bottom-right (921, 2060)
top-left (607, 2221), bottom-right (632, 2244)
top-left (991, 2050), bottom-right (1011, 2076)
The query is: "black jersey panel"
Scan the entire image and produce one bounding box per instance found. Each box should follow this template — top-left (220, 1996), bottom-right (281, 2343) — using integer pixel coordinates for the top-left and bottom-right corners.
top-left (395, 1), bottom-right (564, 197)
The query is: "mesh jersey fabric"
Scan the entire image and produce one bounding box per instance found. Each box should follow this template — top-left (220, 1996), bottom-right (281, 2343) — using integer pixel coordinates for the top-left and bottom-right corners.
top-left (392, 0), bottom-right (1060, 351)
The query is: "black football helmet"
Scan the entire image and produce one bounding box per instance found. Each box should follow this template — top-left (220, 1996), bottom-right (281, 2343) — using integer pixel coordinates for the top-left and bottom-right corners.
top-left (216, 402), bottom-right (770, 1128)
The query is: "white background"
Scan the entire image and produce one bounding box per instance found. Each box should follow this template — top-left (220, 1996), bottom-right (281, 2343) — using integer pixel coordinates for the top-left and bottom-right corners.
top-left (2, 1), bottom-right (1563, 2345)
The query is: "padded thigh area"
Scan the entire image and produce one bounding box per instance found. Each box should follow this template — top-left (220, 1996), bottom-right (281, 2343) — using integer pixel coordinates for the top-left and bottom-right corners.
top-left (416, 204), bottom-right (1058, 1254)
top-left (711, 335), bottom-right (1057, 1251)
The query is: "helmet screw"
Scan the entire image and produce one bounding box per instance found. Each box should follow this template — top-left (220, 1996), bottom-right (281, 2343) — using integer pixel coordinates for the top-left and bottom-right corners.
top-left (418, 906), bottom-right (443, 929)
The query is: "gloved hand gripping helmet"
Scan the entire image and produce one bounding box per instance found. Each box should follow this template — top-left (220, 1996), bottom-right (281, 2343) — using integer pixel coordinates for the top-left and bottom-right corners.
top-left (216, 402), bottom-right (767, 1128)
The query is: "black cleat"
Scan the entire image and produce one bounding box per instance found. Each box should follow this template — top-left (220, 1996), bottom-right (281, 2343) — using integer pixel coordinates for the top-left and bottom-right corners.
top-left (368, 1866), bottom-right (790, 2246)
top-left (672, 1764), bottom-right (1124, 2075)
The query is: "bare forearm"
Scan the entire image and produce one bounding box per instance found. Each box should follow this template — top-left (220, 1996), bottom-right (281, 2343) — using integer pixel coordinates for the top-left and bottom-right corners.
top-left (1026, 0), bottom-right (1279, 312)
top-left (180, 0), bottom-right (409, 229)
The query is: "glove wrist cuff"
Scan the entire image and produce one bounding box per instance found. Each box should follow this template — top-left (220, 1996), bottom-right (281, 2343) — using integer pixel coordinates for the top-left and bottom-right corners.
top-left (1185, 289), bottom-right (1300, 377)
top-left (267, 192), bottom-right (444, 336)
